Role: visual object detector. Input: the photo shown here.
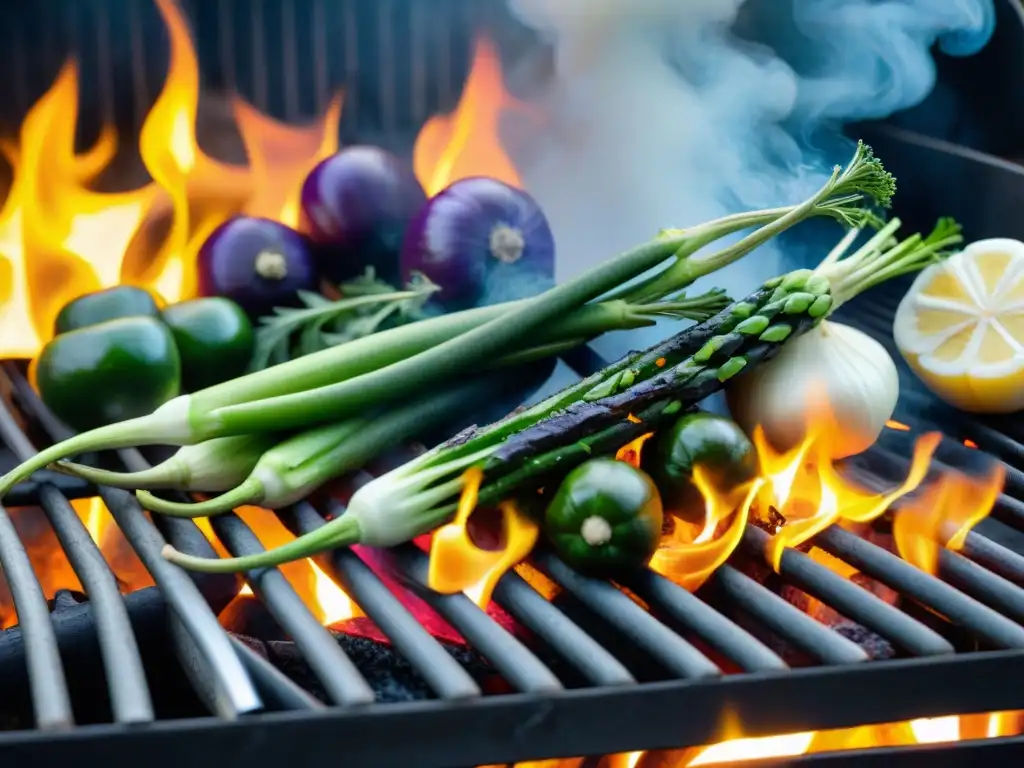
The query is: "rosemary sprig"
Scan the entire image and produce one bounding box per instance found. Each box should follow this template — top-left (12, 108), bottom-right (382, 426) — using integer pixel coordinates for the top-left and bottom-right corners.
top-left (249, 269), bottom-right (439, 371)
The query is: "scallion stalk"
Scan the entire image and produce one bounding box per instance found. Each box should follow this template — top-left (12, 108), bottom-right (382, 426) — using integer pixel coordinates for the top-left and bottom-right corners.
top-left (0, 141), bottom-right (894, 499)
top-left (162, 222), bottom-right (965, 578)
top-left (48, 434), bottom-right (278, 492)
top-left (137, 371), bottom-right (523, 517)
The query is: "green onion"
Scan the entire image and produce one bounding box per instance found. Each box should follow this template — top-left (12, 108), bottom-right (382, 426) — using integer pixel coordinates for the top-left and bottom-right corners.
top-left (49, 435), bottom-right (278, 492)
top-left (134, 371), bottom-right (506, 517)
top-left (162, 223), bottom-right (964, 578)
top-left (0, 140), bottom-right (893, 499)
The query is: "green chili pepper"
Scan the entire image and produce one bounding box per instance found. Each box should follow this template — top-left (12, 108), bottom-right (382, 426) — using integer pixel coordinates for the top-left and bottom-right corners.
top-left (640, 412), bottom-right (758, 524)
top-left (36, 317), bottom-right (181, 433)
top-left (161, 298), bottom-right (255, 392)
top-left (543, 458), bottom-right (663, 576)
top-left (54, 286), bottom-right (161, 335)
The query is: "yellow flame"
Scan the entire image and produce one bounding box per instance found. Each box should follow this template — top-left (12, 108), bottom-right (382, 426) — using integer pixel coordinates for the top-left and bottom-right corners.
top-left (428, 467), bottom-right (540, 607)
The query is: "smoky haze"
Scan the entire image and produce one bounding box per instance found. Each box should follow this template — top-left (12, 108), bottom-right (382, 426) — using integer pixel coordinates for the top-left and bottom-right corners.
top-left (503, 0), bottom-right (995, 352)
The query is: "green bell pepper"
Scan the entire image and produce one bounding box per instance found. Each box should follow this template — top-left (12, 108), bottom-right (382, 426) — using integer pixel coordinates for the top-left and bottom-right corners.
top-left (161, 297), bottom-right (255, 392)
top-left (543, 457), bottom-right (663, 576)
top-left (641, 411), bottom-right (758, 523)
top-left (37, 316), bottom-right (181, 433)
top-left (54, 285), bottom-right (161, 335)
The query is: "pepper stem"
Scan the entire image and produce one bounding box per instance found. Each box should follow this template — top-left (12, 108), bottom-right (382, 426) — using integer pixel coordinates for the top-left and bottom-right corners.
top-left (580, 516), bottom-right (613, 547)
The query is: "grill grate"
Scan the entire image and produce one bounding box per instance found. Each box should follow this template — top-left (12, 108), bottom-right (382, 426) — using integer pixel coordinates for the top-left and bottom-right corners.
top-left (0, 285), bottom-right (1023, 766)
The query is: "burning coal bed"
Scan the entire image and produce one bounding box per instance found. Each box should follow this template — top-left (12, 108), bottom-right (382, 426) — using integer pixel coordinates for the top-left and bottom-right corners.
top-left (1, 0), bottom-right (1024, 765)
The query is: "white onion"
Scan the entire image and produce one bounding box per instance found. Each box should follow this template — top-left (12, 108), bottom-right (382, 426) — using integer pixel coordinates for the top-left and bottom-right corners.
top-left (725, 320), bottom-right (899, 459)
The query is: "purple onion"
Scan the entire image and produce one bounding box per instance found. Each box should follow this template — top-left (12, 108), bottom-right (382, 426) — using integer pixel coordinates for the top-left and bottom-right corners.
top-left (196, 216), bottom-right (318, 317)
top-left (299, 146), bottom-right (427, 284)
top-left (400, 177), bottom-right (555, 311)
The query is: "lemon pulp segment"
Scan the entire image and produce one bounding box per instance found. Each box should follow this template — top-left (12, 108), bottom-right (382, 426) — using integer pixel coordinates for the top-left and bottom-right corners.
top-left (893, 238), bottom-right (1024, 413)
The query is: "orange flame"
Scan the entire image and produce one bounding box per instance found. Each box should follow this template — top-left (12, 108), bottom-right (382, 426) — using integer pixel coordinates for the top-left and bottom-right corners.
top-left (195, 507), bottom-right (359, 625)
top-left (0, 0), bottom-right (341, 360)
top-left (413, 35), bottom-right (524, 196)
top-left (427, 467), bottom-right (539, 607)
top-left (650, 467), bottom-right (762, 592)
top-left (231, 95), bottom-right (344, 228)
top-left (481, 709), bottom-right (1024, 766)
top-left (754, 423), bottom-right (941, 571)
top-left (615, 432), bottom-right (653, 468)
top-left (892, 462), bottom-right (1004, 575)
top-left (601, 709), bottom-right (1023, 768)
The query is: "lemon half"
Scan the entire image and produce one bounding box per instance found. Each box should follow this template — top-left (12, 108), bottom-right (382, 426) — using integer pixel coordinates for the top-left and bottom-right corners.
top-left (893, 237), bottom-right (1024, 413)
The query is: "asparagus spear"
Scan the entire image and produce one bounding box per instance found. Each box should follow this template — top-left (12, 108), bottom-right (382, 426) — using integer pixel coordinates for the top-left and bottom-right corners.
top-left (160, 216), bottom-right (960, 574)
top-left (157, 270), bottom-right (829, 573)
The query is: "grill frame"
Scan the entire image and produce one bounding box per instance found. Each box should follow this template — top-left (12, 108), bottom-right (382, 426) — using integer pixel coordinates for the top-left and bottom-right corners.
top-left (0, 652), bottom-right (1021, 766)
top-left (0, 2), bottom-right (1023, 764)
top-left (4, 291), bottom-right (1024, 763)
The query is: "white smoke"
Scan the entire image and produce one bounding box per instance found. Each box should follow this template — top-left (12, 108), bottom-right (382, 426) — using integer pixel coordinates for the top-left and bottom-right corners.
top-left (503, 0), bottom-right (994, 352)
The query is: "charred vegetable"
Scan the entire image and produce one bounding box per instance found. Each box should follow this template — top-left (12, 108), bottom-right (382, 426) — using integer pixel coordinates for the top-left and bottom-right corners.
top-left (132, 372), bottom-right (522, 517)
top-left (641, 412), bottom-right (757, 523)
top-left (54, 286), bottom-right (161, 335)
top-left (162, 297), bottom-right (255, 391)
top-left (197, 217), bottom-right (318, 317)
top-left (300, 146), bottom-right (427, 284)
top-left (544, 458), bottom-right (663, 576)
top-left (0, 141), bottom-right (892, 508)
top-left (37, 317), bottom-right (181, 433)
top-left (400, 177), bottom-right (555, 311)
top-left (161, 227), bottom-right (979, 576)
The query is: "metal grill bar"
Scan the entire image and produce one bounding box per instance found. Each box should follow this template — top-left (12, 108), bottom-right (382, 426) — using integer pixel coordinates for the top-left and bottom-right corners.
top-left (99, 487), bottom-right (263, 716)
top-left (858, 444), bottom-right (1024, 532)
top-left (960, 530), bottom-right (1024, 585)
top-left (2, 350), bottom-right (1024, 759)
top-left (815, 526), bottom-right (1024, 648)
top-left (2, 365), bottom-right (262, 718)
top-left (390, 545), bottom-right (564, 693)
top-left (295, 504), bottom-right (485, 699)
top-left (208, 513), bottom-right (376, 706)
top-left (285, 501), bottom-right (484, 699)
top-left (623, 568), bottom-right (788, 673)
top-left (229, 636), bottom-right (323, 711)
top-left (0, 503), bottom-right (72, 729)
top-left (490, 566), bottom-right (638, 685)
top-left (937, 547), bottom-right (1024, 625)
top-left (741, 525), bottom-right (954, 656)
top-left (535, 551), bottom-right (723, 679)
top-left (710, 565), bottom-right (869, 665)
top-left (0, 401), bottom-right (153, 724)
top-left (964, 420), bottom-right (1024, 466)
top-left (1, 329), bottom-right (1024, 761)
top-left (7, 475), bottom-right (93, 507)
